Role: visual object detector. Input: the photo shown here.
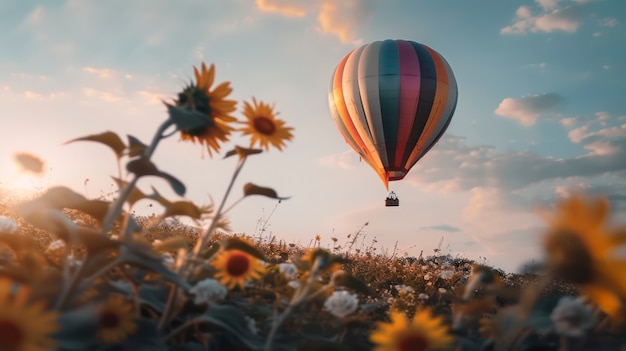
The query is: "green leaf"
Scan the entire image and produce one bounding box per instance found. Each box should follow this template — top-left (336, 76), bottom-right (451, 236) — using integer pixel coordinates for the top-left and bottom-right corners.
top-left (53, 305), bottom-right (99, 350)
top-left (243, 183), bottom-right (289, 200)
top-left (157, 171), bottom-right (186, 197)
top-left (162, 201), bottom-right (204, 220)
top-left (120, 245), bottom-right (191, 290)
top-left (126, 156), bottom-right (160, 177)
top-left (65, 131), bottom-right (126, 159)
top-left (198, 303), bottom-right (264, 350)
top-left (13, 153), bottom-right (45, 174)
top-left (112, 177), bottom-right (147, 208)
top-left (330, 271), bottom-right (373, 296)
top-left (224, 146), bottom-right (263, 159)
top-left (127, 134), bottom-right (148, 157)
top-left (221, 237), bottom-right (267, 261)
top-left (76, 227), bottom-right (121, 256)
top-left (126, 157), bottom-right (186, 196)
top-left (120, 318), bottom-right (168, 351)
top-left (166, 103), bottom-right (211, 132)
top-left (138, 284), bottom-right (169, 312)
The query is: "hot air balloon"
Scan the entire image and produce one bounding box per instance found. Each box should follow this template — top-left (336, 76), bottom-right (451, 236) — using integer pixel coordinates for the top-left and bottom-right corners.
top-left (328, 39), bottom-right (458, 206)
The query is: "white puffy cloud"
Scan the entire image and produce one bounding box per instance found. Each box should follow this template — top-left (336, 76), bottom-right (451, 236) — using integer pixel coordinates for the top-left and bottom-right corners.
top-left (319, 150), bottom-right (360, 169)
top-left (501, 4), bottom-right (582, 34)
top-left (494, 93), bottom-right (563, 126)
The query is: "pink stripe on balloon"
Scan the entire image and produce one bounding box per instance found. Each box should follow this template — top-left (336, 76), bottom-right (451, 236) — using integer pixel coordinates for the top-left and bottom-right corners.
top-left (394, 40), bottom-right (421, 168)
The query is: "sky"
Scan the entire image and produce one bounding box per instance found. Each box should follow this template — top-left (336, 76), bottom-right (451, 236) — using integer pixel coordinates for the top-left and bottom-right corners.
top-left (1, 0), bottom-right (625, 273)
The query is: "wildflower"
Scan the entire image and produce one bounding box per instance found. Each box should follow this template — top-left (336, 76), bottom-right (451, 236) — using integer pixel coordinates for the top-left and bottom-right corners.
top-left (438, 288), bottom-right (447, 294)
top-left (0, 278), bottom-right (59, 351)
top-left (550, 296), bottom-right (595, 337)
top-left (240, 97), bottom-right (293, 151)
top-left (394, 285), bottom-right (415, 294)
top-left (189, 278), bottom-right (228, 304)
top-left (370, 308), bottom-right (454, 351)
top-left (439, 270), bottom-right (454, 280)
top-left (96, 294), bottom-right (138, 344)
top-left (0, 216), bottom-right (18, 234)
top-left (278, 263), bottom-right (298, 280)
top-left (47, 239), bottom-right (65, 251)
top-left (211, 249), bottom-right (265, 290)
top-left (315, 234), bottom-right (321, 242)
top-left (539, 193), bottom-right (626, 318)
top-left (324, 290), bottom-right (359, 318)
top-left (423, 273), bottom-right (432, 281)
top-left (176, 62), bottom-right (237, 157)
top-left (287, 280), bottom-right (301, 289)
top-left (417, 293), bottom-right (429, 300)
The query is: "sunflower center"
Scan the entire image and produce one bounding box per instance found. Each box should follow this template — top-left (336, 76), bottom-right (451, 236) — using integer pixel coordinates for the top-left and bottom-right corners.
top-left (226, 252), bottom-right (251, 277)
top-left (253, 116), bottom-right (276, 135)
top-left (397, 333), bottom-right (430, 351)
top-left (545, 229), bottom-right (594, 284)
top-left (0, 319), bottom-right (24, 349)
top-left (100, 310), bottom-right (121, 329)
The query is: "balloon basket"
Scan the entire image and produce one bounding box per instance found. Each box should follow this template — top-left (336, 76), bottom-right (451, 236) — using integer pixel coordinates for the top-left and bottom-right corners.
top-left (385, 191), bottom-right (399, 207)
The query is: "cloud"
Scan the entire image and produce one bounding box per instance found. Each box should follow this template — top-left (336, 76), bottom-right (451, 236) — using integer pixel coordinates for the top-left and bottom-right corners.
top-left (501, 5), bottom-right (582, 34)
top-left (494, 93), bottom-right (563, 126)
top-left (316, 0), bottom-right (370, 44)
top-left (255, 0), bottom-right (307, 17)
top-left (83, 88), bottom-right (125, 102)
top-left (319, 150), bottom-right (360, 169)
top-left (419, 225), bottom-right (461, 232)
top-left (82, 67), bottom-right (112, 79)
top-left (406, 129), bottom-right (626, 202)
top-left (599, 18), bottom-right (619, 27)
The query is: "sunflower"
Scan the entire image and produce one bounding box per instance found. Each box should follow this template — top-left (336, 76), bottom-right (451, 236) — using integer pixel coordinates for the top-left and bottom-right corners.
top-left (240, 97), bottom-right (294, 151)
top-left (539, 193), bottom-right (626, 319)
top-left (370, 308), bottom-right (454, 351)
top-left (0, 278), bottom-right (59, 351)
top-left (96, 294), bottom-right (138, 344)
top-left (211, 249), bottom-right (265, 290)
top-left (176, 62), bottom-right (238, 157)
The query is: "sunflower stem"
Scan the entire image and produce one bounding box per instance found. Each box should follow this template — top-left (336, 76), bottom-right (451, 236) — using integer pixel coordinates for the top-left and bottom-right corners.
top-left (191, 155), bottom-right (248, 259)
top-left (158, 282), bottom-right (179, 332)
top-left (101, 118), bottom-right (174, 235)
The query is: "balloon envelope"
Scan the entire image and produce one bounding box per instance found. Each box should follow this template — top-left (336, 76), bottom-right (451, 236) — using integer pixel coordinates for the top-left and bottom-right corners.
top-left (328, 39), bottom-right (458, 189)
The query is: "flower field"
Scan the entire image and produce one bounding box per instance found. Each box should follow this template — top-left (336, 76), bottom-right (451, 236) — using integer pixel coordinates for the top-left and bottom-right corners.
top-left (0, 62), bottom-right (625, 351)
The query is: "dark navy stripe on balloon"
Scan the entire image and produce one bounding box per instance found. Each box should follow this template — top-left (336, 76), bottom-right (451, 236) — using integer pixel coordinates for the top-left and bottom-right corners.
top-left (401, 41), bottom-right (437, 166)
top-left (377, 39), bottom-right (401, 168)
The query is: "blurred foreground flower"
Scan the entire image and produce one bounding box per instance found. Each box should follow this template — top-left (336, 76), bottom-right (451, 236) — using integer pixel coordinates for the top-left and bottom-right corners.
top-left (240, 97), bottom-right (293, 151)
top-left (211, 249), bottom-right (265, 290)
top-left (539, 193), bottom-right (626, 318)
top-left (189, 278), bottom-right (227, 304)
top-left (370, 308), bottom-right (453, 351)
top-left (551, 295), bottom-right (595, 337)
top-left (324, 290), bottom-right (359, 318)
top-left (96, 295), bottom-right (138, 344)
top-left (176, 62), bottom-right (237, 157)
top-left (0, 278), bottom-right (59, 351)
top-left (0, 216), bottom-right (18, 234)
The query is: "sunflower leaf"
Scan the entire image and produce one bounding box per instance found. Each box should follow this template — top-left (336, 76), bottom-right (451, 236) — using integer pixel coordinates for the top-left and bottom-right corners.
top-left (153, 235), bottom-right (189, 252)
top-left (64, 131), bottom-right (126, 160)
top-left (13, 153), bottom-right (45, 174)
top-left (330, 272), bottom-right (373, 296)
top-left (224, 146), bottom-right (263, 159)
top-left (120, 318), bottom-right (168, 351)
top-left (76, 227), bottom-right (121, 257)
top-left (128, 134), bottom-right (148, 157)
top-left (0, 233), bottom-right (39, 253)
top-left (157, 171), bottom-right (186, 197)
top-left (120, 246), bottom-right (191, 290)
top-left (54, 305), bottom-right (99, 349)
top-left (146, 186), bottom-right (173, 207)
top-left (162, 201), bottom-right (204, 219)
top-left (126, 156), bottom-right (160, 177)
top-left (221, 237), bottom-right (267, 261)
top-left (112, 177), bottom-right (147, 208)
top-left (166, 103), bottom-right (211, 132)
top-left (242, 183), bottom-right (289, 200)
top-left (198, 303), bottom-right (264, 350)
